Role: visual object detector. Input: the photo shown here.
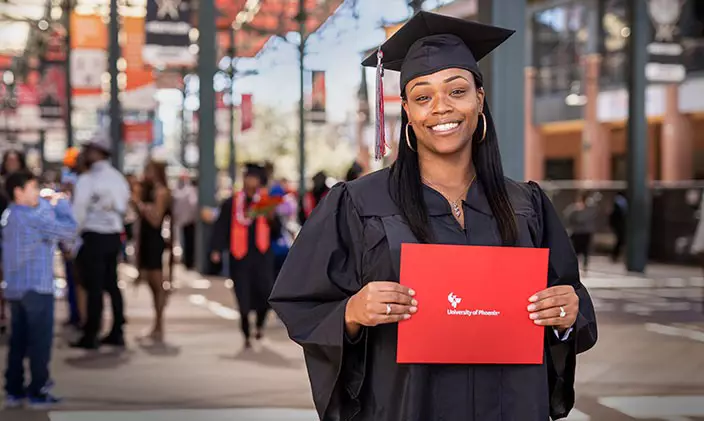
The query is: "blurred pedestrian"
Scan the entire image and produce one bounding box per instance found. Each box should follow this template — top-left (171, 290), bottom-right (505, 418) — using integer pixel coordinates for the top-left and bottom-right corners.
top-left (345, 161), bottom-right (363, 182)
top-left (210, 163), bottom-right (281, 349)
top-left (131, 160), bottom-right (172, 343)
top-left (172, 174), bottom-right (197, 271)
top-left (564, 191), bottom-right (598, 272)
top-left (2, 170), bottom-right (77, 407)
top-left (609, 191), bottom-right (627, 262)
top-left (71, 131), bottom-right (130, 349)
top-left (0, 150), bottom-right (28, 336)
top-left (58, 147), bottom-right (84, 329)
top-left (299, 171), bottom-right (329, 224)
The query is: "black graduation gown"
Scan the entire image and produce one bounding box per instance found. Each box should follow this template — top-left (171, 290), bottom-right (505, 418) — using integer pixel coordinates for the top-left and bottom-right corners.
top-left (211, 195), bottom-right (281, 313)
top-left (269, 168), bottom-right (598, 421)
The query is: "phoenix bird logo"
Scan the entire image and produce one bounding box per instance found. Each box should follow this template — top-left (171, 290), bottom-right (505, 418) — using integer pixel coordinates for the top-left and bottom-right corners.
top-left (448, 293), bottom-right (462, 309)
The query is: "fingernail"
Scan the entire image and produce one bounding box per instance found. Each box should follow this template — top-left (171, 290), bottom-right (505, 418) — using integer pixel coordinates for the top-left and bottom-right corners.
top-left (529, 313), bottom-right (538, 320)
top-left (403, 314), bottom-right (411, 320)
top-left (411, 299), bottom-right (418, 306)
top-left (529, 295), bottom-right (538, 302)
top-left (410, 306), bottom-right (418, 313)
top-left (534, 320), bottom-right (541, 325)
top-left (408, 289), bottom-right (416, 296)
top-left (527, 304), bottom-right (536, 311)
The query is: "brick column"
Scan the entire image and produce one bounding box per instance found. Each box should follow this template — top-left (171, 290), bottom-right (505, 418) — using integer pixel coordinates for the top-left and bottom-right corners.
top-left (582, 54), bottom-right (611, 180)
top-left (524, 67), bottom-right (544, 181)
top-left (660, 84), bottom-right (693, 181)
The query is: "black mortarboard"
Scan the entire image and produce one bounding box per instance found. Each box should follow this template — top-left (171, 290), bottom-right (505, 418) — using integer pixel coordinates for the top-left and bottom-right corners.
top-left (361, 11), bottom-right (514, 160)
top-left (244, 162), bottom-right (267, 185)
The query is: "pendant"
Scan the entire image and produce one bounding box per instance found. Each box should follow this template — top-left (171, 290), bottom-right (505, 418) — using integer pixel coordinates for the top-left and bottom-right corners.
top-left (451, 202), bottom-right (461, 218)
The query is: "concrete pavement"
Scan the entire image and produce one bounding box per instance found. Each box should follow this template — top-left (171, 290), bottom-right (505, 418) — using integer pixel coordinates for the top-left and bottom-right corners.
top-left (0, 258), bottom-right (702, 421)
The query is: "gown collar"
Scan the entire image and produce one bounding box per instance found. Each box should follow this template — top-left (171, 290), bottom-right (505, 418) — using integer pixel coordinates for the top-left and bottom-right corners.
top-left (422, 178), bottom-right (493, 217)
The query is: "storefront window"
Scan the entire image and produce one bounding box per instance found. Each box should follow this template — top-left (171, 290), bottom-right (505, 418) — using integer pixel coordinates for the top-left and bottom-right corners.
top-left (532, 2), bottom-right (590, 95)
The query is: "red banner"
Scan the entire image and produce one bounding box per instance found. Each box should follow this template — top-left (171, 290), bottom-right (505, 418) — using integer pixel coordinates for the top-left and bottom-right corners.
top-left (241, 93), bottom-right (253, 132)
top-left (123, 121), bottom-right (154, 144)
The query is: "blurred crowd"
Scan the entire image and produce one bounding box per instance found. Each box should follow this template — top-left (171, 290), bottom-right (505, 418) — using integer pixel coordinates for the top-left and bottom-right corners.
top-left (0, 131), bottom-right (364, 408)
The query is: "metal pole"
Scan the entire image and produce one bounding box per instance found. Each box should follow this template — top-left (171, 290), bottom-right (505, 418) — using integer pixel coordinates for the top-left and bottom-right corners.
top-left (229, 28), bottom-right (236, 184)
top-left (196, 0), bottom-right (217, 273)
top-left (108, 0), bottom-right (122, 170)
top-left (477, 0), bottom-right (526, 180)
top-left (180, 70), bottom-right (187, 166)
top-left (625, 0), bottom-right (651, 273)
top-left (63, 0), bottom-right (74, 148)
top-left (297, 0), bottom-right (307, 201)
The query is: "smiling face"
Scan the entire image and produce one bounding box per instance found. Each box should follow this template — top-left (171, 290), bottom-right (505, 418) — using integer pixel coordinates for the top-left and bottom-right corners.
top-left (402, 68), bottom-right (484, 156)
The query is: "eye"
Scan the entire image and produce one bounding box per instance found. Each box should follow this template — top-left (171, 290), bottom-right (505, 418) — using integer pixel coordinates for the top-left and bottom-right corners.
top-left (415, 95), bottom-right (430, 102)
top-left (451, 89), bottom-right (466, 96)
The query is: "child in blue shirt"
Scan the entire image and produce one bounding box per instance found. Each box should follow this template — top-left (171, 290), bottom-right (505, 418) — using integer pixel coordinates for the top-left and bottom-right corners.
top-left (1, 170), bottom-right (77, 408)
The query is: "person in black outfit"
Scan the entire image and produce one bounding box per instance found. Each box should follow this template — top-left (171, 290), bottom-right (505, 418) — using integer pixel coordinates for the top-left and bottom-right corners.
top-left (210, 164), bottom-right (282, 349)
top-left (132, 160), bottom-right (172, 343)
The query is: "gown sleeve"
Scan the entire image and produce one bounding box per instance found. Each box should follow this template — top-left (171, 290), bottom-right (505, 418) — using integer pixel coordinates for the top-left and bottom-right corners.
top-left (528, 182), bottom-right (598, 420)
top-left (210, 197), bottom-right (233, 253)
top-left (269, 183), bottom-right (366, 421)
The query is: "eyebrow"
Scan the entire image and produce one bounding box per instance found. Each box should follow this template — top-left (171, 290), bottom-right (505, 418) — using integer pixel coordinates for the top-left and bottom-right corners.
top-left (409, 75), bottom-right (470, 92)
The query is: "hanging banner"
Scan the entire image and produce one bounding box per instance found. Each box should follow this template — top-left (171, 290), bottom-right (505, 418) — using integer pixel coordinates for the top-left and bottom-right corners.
top-left (38, 63), bottom-right (66, 120)
top-left (70, 13), bottom-right (108, 97)
top-left (309, 70), bottom-right (326, 123)
top-left (645, 0), bottom-right (687, 83)
top-left (241, 93), bottom-right (253, 132)
top-left (143, 0), bottom-right (196, 68)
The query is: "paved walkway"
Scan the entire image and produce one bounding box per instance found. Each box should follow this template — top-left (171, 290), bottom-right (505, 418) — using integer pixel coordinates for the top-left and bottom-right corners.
top-left (0, 259), bottom-right (702, 421)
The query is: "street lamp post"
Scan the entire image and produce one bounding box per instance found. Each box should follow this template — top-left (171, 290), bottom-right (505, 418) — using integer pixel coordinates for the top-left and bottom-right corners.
top-left (108, 0), bottom-right (122, 170)
top-left (297, 0), bottom-right (307, 203)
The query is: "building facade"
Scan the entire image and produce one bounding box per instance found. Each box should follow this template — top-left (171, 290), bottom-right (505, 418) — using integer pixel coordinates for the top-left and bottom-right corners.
top-left (526, 0), bottom-right (704, 182)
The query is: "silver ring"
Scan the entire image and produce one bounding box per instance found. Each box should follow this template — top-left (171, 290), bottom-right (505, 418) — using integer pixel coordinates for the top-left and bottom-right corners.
top-left (559, 306), bottom-right (566, 318)
top-left (386, 304), bottom-right (392, 316)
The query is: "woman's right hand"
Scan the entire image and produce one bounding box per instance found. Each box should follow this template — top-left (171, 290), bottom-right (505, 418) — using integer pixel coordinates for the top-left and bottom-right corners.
top-left (345, 282), bottom-right (417, 335)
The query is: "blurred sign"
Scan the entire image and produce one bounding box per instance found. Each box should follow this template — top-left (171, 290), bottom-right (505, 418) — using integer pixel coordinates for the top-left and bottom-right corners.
top-left (38, 63), bottom-right (66, 119)
top-left (70, 13), bottom-right (108, 97)
top-left (71, 49), bottom-right (106, 96)
top-left (309, 70), bottom-right (326, 123)
top-left (645, 0), bottom-right (687, 83)
top-left (123, 121), bottom-right (154, 144)
top-left (241, 93), bottom-right (253, 132)
top-left (143, 0), bottom-right (196, 68)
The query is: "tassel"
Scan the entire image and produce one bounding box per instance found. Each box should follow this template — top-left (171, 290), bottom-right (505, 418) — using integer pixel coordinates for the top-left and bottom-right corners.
top-left (375, 48), bottom-right (386, 161)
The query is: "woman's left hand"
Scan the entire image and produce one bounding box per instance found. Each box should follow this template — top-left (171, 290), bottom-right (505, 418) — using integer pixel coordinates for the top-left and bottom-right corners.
top-left (527, 285), bottom-right (579, 332)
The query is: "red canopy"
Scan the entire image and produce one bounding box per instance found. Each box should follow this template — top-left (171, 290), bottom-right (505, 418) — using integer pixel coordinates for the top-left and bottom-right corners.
top-left (214, 0), bottom-right (344, 58)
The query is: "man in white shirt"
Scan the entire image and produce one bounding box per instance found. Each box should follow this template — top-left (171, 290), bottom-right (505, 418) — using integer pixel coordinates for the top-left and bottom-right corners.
top-left (71, 132), bottom-right (130, 349)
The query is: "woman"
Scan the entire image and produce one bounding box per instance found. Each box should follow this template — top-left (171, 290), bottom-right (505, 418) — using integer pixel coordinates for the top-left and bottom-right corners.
top-left (0, 150), bottom-right (28, 335)
top-left (270, 12), bottom-right (597, 421)
top-left (132, 160), bottom-right (172, 342)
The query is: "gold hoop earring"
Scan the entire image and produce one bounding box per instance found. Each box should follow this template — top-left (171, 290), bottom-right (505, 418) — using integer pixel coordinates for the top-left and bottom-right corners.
top-left (405, 123), bottom-right (416, 153)
top-left (478, 112), bottom-right (487, 143)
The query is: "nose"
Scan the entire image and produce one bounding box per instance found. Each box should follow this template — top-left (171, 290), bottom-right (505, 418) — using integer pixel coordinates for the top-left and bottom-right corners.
top-left (431, 94), bottom-right (452, 116)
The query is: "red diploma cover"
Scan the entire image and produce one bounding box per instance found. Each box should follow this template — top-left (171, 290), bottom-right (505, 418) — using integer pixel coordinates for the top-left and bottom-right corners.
top-left (397, 243), bottom-right (549, 365)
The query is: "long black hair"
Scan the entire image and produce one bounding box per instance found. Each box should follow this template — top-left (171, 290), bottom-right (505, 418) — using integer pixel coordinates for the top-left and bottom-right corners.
top-left (0, 149), bottom-right (27, 177)
top-left (389, 75), bottom-right (518, 245)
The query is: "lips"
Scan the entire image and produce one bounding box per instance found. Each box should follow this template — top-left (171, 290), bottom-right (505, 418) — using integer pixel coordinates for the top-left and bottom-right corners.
top-left (430, 121), bottom-right (461, 133)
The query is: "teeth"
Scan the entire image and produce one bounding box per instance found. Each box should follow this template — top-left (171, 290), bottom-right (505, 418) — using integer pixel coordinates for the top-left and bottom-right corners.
top-left (431, 122), bottom-right (459, 132)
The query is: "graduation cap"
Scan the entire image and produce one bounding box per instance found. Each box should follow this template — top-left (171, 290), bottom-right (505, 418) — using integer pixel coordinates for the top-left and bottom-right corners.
top-left (244, 162), bottom-right (268, 185)
top-left (361, 11), bottom-right (515, 160)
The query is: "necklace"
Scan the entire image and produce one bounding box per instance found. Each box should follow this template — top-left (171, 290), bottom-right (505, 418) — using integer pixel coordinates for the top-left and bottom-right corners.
top-left (422, 175), bottom-right (476, 218)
